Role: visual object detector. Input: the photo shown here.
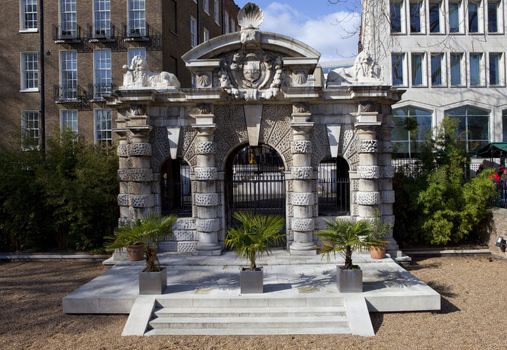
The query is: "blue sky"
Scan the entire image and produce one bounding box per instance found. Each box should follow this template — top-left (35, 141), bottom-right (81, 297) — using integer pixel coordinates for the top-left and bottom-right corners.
top-left (234, 1), bottom-right (361, 62)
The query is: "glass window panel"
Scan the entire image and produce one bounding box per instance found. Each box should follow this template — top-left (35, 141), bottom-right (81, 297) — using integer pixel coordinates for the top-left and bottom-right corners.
top-left (429, 2), bottom-right (440, 32)
top-left (94, 0), bottom-right (111, 37)
top-left (469, 3), bottom-right (479, 32)
top-left (470, 53), bottom-right (482, 86)
top-left (449, 2), bottom-right (460, 33)
top-left (95, 109), bottom-right (112, 143)
top-left (431, 53), bottom-right (443, 85)
top-left (128, 0), bottom-right (146, 36)
top-left (410, 2), bottom-right (421, 32)
top-left (488, 2), bottom-right (498, 32)
top-left (392, 53), bottom-right (405, 85)
top-left (446, 106), bottom-right (489, 152)
top-left (489, 53), bottom-right (500, 85)
top-left (22, 0), bottom-right (38, 30)
top-left (60, 51), bottom-right (77, 99)
top-left (204, 0), bottom-right (209, 13)
top-left (21, 111), bottom-right (40, 146)
top-left (94, 50), bottom-right (112, 97)
top-left (411, 53), bottom-right (424, 86)
top-left (22, 52), bottom-right (39, 90)
top-left (450, 53), bottom-right (462, 86)
top-left (392, 107), bottom-right (433, 156)
top-left (60, 0), bottom-right (77, 36)
top-left (214, 0), bottom-right (220, 24)
top-left (60, 110), bottom-right (78, 133)
top-left (190, 16), bottom-right (197, 47)
top-left (390, 2), bottom-right (402, 32)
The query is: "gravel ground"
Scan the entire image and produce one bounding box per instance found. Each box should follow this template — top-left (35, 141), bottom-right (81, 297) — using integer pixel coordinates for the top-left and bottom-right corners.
top-left (0, 256), bottom-right (506, 350)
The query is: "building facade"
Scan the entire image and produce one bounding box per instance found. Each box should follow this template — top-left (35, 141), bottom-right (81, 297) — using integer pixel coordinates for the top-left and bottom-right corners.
top-left (0, 0), bottom-right (239, 149)
top-left (360, 0), bottom-right (507, 159)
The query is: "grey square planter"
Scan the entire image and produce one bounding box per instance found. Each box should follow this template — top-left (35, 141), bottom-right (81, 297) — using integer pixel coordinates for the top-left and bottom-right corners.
top-left (336, 266), bottom-right (362, 293)
top-left (240, 267), bottom-right (263, 294)
top-left (139, 267), bottom-right (167, 295)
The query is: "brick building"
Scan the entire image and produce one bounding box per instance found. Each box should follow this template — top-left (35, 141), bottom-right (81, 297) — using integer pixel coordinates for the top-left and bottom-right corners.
top-left (0, 0), bottom-right (239, 148)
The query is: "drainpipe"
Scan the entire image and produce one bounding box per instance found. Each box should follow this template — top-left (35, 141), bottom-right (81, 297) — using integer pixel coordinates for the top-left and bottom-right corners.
top-left (39, 0), bottom-right (46, 152)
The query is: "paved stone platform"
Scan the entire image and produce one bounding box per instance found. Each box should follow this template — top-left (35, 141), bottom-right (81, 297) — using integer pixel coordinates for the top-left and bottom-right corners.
top-left (63, 250), bottom-right (440, 315)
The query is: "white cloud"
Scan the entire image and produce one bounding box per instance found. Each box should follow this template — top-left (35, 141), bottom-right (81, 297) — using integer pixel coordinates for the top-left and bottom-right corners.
top-left (259, 2), bottom-right (360, 62)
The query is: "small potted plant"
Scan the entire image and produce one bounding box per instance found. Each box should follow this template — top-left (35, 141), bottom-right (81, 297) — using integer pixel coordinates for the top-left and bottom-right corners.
top-left (225, 212), bottom-right (284, 294)
top-left (317, 218), bottom-right (381, 293)
top-left (368, 212), bottom-right (390, 260)
top-left (107, 215), bottom-right (176, 294)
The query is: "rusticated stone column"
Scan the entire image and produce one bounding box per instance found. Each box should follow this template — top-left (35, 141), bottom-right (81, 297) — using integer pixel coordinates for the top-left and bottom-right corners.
top-left (379, 105), bottom-right (400, 255)
top-left (355, 102), bottom-right (381, 221)
top-left (115, 113), bottom-right (130, 227)
top-left (117, 105), bottom-right (156, 222)
top-left (192, 104), bottom-right (222, 256)
top-left (289, 103), bottom-right (317, 255)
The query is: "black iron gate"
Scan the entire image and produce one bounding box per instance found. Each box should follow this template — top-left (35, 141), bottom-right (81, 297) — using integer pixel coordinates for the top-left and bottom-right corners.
top-left (317, 157), bottom-right (350, 215)
top-left (226, 145), bottom-right (286, 228)
top-left (160, 158), bottom-right (192, 216)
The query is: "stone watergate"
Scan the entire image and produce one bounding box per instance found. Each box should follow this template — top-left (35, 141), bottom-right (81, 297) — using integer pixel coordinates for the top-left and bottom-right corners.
top-left (110, 4), bottom-right (403, 257)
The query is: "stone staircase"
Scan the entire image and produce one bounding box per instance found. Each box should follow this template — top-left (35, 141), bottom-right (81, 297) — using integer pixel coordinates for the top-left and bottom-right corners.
top-left (131, 295), bottom-right (370, 336)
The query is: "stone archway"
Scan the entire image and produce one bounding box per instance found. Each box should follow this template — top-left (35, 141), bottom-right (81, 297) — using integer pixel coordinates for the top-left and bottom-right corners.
top-left (224, 144), bottom-right (286, 230)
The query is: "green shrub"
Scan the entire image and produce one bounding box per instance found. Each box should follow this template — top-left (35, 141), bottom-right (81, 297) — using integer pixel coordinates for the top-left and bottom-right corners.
top-left (0, 131), bottom-right (118, 251)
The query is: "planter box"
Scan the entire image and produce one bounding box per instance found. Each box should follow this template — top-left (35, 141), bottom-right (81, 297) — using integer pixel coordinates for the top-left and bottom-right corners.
top-left (240, 267), bottom-right (263, 294)
top-left (336, 266), bottom-right (362, 293)
top-left (139, 268), bottom-right (167, 295)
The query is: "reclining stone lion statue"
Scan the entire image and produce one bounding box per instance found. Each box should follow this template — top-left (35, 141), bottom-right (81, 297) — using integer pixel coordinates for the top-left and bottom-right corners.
top-left (122, 55), bottom-right (180, 89)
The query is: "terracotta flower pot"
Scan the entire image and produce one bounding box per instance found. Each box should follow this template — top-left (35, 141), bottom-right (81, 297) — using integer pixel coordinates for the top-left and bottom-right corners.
top-left (370, 246), bottom-right (386, 259)
top-left (127, 243), bottom-right (145, 261)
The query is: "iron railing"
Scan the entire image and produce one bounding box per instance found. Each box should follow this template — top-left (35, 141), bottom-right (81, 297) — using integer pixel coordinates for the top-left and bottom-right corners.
top-left (53, 84), bottom-right (88, 104)
top-left (87, 24), bottom-right (116, 42)
top-left (122, 23), bottom-right (151, 41)
top-left (53, 24), bottom-right (82, 43)
top-left (90, 83), bottom-right (116, 100)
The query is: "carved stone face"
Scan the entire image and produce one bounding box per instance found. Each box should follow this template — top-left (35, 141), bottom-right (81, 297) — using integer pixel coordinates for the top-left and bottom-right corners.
top-left (243, 60), bottom-right (261, 83)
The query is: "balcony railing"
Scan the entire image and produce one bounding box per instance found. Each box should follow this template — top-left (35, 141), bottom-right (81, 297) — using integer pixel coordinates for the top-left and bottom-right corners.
top-left (122, 23), bottom-right (151, 41)
top-left (53, 24), bottom-right (82, 43)
top-left (87, 24), bottom-right (116, 42)
top-left (90, 83), bottom-right (116, 101)
top-left (54, 85), bottom-right (88, 105)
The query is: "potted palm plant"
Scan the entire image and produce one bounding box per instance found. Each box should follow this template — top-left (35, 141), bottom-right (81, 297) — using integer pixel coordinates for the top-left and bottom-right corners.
top-left (225, 212), bottom-right (284, 294)
top-left (107, 215), bottom-right (176, 295)
top-left (368, 212), bottom-right (391, 260)
top-left (317, 218), bottom-right (381, 293)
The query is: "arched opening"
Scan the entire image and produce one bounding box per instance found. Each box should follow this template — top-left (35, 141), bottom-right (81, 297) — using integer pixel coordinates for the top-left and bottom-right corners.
top-left (317, 157), bottom-right (350, 216)
top-left (160, 158), bottom-right (192, 216)
top-left (225, 144), bottom-right (286, 228)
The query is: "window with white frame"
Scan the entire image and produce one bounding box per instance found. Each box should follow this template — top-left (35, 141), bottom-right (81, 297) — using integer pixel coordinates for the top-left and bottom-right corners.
top-left (469, 52), bottom-right (484, 86)
top-left (60, 51), bottom-right (78, 99)
top-left (224, 11), bottom-right (230, 33)
top-left (95, 109), bottom-right (112, 143)
top-left (450, 53), bottom-right (465, 86)
top-left (190, 16), bottom-right (198, 47)
top-left (446, 106), bottom-right (490, 153)
top-left (21, 52), bottom-right (39, 91)
top-left (392, 106), bottom-right (433, 157)
top-left (203, 27), bottom-right (209, 42)
top-left (60, 110), bottom-right (78, 133)
top-left (392, 53), bottom-right (407, 86)
top-left (468, 0), bottom-right (484, 33)
top-left (431, 53), bottom-right (445, 86)
top-left (489, 52), bottom-right (503, 85)
top-left (204, 0), bottom-right (210, 14)
top-left (127, 47), bottom-right (146, 64)
top-left (60, 0), bottom-right (77, 37)
top-left (21, 111), bottom-right (40, 147)
top-left (20, 0), bottom-right (37, 31)
top-left (409, 1), bottom-right (423, 33)
top-left (449, 0), bottom-right (464, 33)
top-left (429, 1), bottom-right (443, 33)
top-left (94, 49), bottom-right (112, 98)
top-left (94, 0), bottom-right (111, 38)
top-left (214, 0), bottom-right (220, 25)
top-left (488, 0), bottom-right (501, 32)
top-left (411, 53), bottom-right (426, 86)
top-left (390, 0), bottom-right (404, 33)
top-left (128, 0), bottom-right (146, 36)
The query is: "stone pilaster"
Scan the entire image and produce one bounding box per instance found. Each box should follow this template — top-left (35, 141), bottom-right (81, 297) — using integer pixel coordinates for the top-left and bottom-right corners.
top-left (355, 102), bottom-right (381, 221)
top-left (289, 103), bottom-right (317, 255)
top-left (379, 105), bottom-right (400, 255)
top-left (192, 104), bottom-right (222, 256)
top-left (115, 113), bottom-right (130, 227)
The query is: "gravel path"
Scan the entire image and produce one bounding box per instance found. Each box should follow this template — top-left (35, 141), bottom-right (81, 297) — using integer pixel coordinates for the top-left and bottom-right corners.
top-left (0, 256), bottom-right (506, 350)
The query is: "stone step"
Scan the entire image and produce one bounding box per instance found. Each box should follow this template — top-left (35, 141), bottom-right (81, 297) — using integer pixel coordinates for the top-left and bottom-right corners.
top-left (145, 326), bottom-right (352, 336)
top-left (155, 296), bottom-right (345, 308)
top-left (148, 315), bottom-right (349, 330)
top-left (154, 306), bottom-right (347, 318)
